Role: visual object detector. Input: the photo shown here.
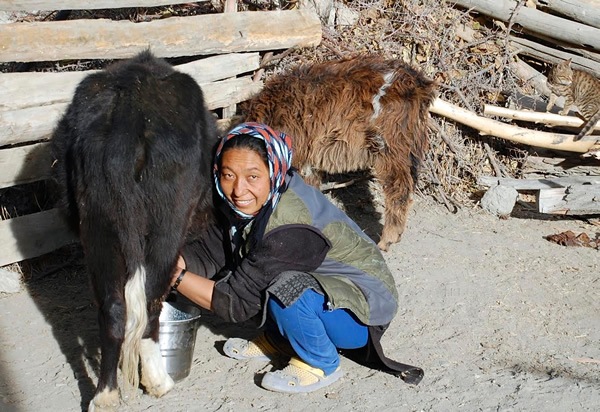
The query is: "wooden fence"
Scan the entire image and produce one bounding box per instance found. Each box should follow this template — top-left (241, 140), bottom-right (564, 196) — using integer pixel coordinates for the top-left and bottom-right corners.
top-left (0, 0), bottom-right (322, 267)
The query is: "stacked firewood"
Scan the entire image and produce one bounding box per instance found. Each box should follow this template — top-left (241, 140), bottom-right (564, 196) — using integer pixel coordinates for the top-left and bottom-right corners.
top-left (442, 0), bottom-right (600, 215)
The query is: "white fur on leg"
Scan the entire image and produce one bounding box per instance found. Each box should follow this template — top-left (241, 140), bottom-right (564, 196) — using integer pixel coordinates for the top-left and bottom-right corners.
top-left (140, 338), bottom-right (174, 397)
top-left (88, 387), bottom-right (120, 412)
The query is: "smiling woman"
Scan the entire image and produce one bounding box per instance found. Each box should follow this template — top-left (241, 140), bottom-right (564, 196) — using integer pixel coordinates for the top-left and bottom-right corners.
top-left (171, 122), bottom-right (423, 394)
top-left (218, 137), bottom-right (271, 216)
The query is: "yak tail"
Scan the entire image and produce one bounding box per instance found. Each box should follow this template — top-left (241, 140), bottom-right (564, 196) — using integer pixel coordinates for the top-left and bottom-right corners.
top-left (121, 265), bottom-right (148, 390)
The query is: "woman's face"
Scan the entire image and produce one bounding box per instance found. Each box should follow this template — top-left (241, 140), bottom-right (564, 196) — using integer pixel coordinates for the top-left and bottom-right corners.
top-left (219, 147), bottom-right (270, 216)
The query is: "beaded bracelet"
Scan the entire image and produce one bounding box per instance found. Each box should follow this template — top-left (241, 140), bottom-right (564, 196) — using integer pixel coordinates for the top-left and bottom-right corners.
top-left (172, 268), bottom-right (187, 291)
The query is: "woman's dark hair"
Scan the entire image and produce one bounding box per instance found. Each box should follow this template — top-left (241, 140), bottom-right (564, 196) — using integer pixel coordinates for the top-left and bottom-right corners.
top-left (220, 134), bottom-right (268, 167)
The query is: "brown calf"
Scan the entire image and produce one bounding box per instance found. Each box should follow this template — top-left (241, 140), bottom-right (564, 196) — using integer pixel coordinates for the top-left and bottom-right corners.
top-left (241, 55), bottom-right (436, 250)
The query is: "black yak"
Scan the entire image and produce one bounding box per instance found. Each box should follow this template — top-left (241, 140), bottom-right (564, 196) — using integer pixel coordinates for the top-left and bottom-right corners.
top-left (51, 51), bottom-right (217, 410)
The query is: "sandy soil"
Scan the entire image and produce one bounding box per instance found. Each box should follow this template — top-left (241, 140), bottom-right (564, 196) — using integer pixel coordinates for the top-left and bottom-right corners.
top-left (1, 194), bottom-right (599, 411)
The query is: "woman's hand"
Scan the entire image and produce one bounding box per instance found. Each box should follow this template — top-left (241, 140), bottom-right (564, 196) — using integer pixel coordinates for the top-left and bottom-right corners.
top-left (170, 254), bottom-right (215, 311)
top-left (170, 255), bottom-right (187, 288)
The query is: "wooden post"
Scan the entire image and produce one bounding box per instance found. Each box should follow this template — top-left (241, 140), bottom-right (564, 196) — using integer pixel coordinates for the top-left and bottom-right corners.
top-left (222, 0), bottom-right (239, 120)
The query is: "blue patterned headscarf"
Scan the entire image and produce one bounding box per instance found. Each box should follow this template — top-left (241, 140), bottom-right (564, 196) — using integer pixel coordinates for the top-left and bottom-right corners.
top-left (214, 122), bottom-right (293, 219)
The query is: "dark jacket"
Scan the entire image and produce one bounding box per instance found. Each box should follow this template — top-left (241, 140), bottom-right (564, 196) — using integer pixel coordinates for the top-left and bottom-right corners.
top-left (182, 172), bottom-right (423, 384)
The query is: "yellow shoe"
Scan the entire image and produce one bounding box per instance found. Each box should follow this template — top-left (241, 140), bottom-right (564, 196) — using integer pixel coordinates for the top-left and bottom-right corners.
top-left (261, 357), bottom-right (343, 393)
top-left (223, 333), bottom-right (281, 361)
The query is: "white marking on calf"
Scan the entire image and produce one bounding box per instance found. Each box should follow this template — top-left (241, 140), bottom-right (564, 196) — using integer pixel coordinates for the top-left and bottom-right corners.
top-left (371, 70), bottom-right (396, 120)
top-left (140, 338), bottom-right (175, 397)
top-left (121, 265), bottom-right (148, 392)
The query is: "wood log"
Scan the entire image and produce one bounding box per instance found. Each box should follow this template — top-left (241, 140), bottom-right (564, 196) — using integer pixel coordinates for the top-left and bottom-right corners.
top-left (483, 104), bottom-right (600, 132)
top-left (478, 175), bottom-right (600, 190)
top-left (0, 75), bottom-right (263, 147)
top-left (508, 58), bottom-right (561, 105)
top-left (429, 98), bottom-right (597, 153)
top-left (0, 0), bottom-right (205, 10)
top-left (534, 0), bottom-right (600, 30)
top-left (0, 52), bottom-right (260, 111)
top-left (0, 9), bottom-right (322, 62)
top-left (509, 36), bottom-right (600, 75)
top-left (448, 0), bottom-right (600, 51)
top-left (0, 142), bottom-right (51, 189)
top-left (0, 208), bottom-right (77, 267)
top-left (537, 185), bottom-right (600, 214)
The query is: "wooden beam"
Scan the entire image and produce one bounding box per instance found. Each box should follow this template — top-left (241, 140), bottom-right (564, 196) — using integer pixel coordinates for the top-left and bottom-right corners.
top-left (0, 1), bottom-right (208, 11)
top-left (448, 0), bottom-right (600, 51)
top-left (537, 185), bottom-right (600, 214)
top-left (0, 52), bottom-right (260, 111)
top-left (0, 142), bottom-right (52, 189)
top-left (0, 208), bottom-right (78, 267)
top-left (0, 9), bottom-right (322, 62)
top-left (0, 75), bottom-right (263, 147)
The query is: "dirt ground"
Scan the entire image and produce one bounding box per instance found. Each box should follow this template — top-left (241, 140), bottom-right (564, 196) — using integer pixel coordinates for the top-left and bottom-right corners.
top-left (1, 191), bottom-right (599, 411)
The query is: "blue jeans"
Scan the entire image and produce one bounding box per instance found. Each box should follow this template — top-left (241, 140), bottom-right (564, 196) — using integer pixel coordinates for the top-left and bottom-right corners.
top-left (266, 289), bottom-right (368, 375)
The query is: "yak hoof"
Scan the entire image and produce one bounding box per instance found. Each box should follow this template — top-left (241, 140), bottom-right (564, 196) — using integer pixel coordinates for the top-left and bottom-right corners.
top-left (88, 387), bottom-right (120, 412)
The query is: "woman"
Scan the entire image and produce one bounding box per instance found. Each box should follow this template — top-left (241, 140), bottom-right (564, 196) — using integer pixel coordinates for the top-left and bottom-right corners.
top-left (171, 122), bottom-right (423, 393)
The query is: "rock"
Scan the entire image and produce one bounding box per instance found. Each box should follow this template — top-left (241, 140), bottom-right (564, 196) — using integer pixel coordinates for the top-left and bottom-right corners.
top-left (299, 0), bottom-right (359, 27)
top-left (300, 0), bottom-right (334, 23)
top-left (334, 1), bottom-right (360, 26)
top-left (480, 185), bottom-right (518, 216)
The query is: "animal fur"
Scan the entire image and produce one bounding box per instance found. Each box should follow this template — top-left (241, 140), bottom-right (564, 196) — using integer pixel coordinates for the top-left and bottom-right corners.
top-left (51, 51), bottom-right (217, 410)
top-left (241, 55), bottom-right (437, 250)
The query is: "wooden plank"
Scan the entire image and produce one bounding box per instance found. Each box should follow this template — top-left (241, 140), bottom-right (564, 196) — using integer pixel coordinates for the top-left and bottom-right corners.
top-left (478, 175), bottom-right (600, 190)
top-left (0, 75), bottom-right (263, 147)
top-left (0, 52), bottom-right (260, 111)
top-left (537, 185), bottom-right (600, 214)
top-left (450, 0), bottom-right (600, 51)
top-left (200, 78), bottom-right (259, 118)
top-left (522, 155), bottom-right (600, 178)
top-left (0, 9), bottom-right (322, 62)
top-left (0, 103), bottom-right (69, 147)
top-left (0, 142), bottom-right (52, 189)
top-left (0, 1), bottom-right (207, 11)
top-left (0, 208), bottom-right (77, 267)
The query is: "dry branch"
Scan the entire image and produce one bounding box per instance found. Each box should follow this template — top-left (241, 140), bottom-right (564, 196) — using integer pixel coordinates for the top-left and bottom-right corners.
top-left (429, 98), bottom-right (598, 153)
